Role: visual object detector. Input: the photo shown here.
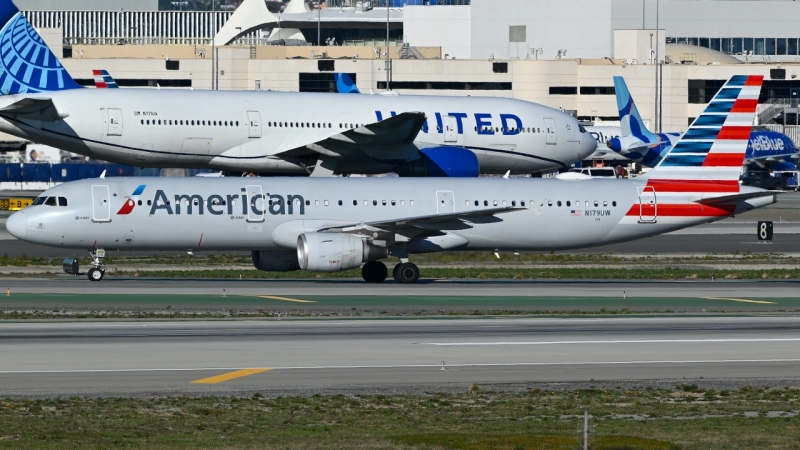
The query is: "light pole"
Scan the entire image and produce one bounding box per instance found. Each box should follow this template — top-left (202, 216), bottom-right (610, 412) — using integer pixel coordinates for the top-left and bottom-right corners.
top-left (212, 0), bottom-right (216, 90)
top-left (386, 0), bottom-right (391, 91)
top-left (654, 0), bottom-right (659, 132)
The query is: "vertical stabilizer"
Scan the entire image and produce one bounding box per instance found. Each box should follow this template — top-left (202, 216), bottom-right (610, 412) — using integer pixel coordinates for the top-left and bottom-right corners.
top-left (334, 73), bottom-right (361, 94)
top-left (93, 70), bottom-right (119, 88)
top-left (614, 76), bottom-right (658, 142)
top-left (0, 1), bottom-right (80, 95)
top-left (649, 75), bottom-right (763, 182)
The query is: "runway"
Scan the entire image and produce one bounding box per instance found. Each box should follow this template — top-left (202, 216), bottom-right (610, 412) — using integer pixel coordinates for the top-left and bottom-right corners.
top-left (1, 316), bottom-right (799, 397)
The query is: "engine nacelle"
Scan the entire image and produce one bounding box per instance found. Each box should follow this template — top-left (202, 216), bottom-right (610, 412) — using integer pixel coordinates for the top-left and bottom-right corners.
top-left (395, 147), bottom-right (480, 177)
top-left (251, 250), bottom-right (301, 272)
top-left (608, 136), bottom-right (646, 154)
top-left (297, 233), bottom-right (388, 272)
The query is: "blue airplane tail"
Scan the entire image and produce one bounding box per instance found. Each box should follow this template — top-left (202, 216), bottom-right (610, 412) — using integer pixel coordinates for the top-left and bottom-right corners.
top-left (0, 1), bottom-right (80, 95)
top-left (614, 76), bottom-right (658, 143)
top-left (334, 73), bottom-right (360, 94)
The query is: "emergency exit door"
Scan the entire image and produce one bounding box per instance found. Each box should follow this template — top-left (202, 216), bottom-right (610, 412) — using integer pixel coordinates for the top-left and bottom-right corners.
top-left (92, 185), bottom-right (111, 223)
top-left (106, 109), bottom-right (123, 136)
top-left (638, 186), bottom-right (657, 223)
top-left (247, 111), bottom-right (262, 138)
top-left (437, 191), bottom-right (455, 214)
top-left (544, 118), bottom-right (557, 145)
top-left (443, 116), bottom-right (458, 143)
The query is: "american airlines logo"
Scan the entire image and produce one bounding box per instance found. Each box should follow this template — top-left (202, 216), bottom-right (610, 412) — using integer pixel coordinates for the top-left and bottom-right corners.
top-left (117, 185), bottom-right (146, 215)
top-left (146, 189), bottom-right (305, 216)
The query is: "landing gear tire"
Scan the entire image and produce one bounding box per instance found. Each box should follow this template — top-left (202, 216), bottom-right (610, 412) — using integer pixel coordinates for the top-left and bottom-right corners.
top-left (393, 263), bottom-right (420, 284)
top-left (362, 261), bottom-right (388, 283)
top-left (88, 268), bottom-right (105, 282)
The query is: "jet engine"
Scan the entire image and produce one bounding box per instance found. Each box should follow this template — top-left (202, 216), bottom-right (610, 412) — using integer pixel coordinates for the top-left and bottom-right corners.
top-left (297, 232), bottom-right (388, 272)
top-left (607, 136), bottom-right (647, 154)
top-left (395, 147), bottom-right (480, 177)
top-left (251, 250), bottom-right (301, 272)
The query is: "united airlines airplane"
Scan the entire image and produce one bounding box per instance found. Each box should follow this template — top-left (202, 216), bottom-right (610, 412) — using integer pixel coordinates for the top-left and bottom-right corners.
top-left (593, 76), bottom-right (799, 171)
top-left (0, 1), bottom-right (595, 177)
top-left (6, 76), bottom-right (779, 284)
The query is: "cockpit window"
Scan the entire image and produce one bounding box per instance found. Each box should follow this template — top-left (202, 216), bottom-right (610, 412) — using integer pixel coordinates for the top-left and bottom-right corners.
top-left (32, 197), bottom-right (46, 206)
top-left (44, 197), bottom-right (57, 206)
top-left (578, 124), bottom-right (587, 133)
top-left (58, 197), bottom-right (68, 207)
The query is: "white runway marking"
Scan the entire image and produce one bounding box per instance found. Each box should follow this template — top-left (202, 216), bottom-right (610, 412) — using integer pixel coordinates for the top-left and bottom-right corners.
top-left (421, 338), bottom-right (800, 346)
top-left (1, 359), bottom-right (800, 375)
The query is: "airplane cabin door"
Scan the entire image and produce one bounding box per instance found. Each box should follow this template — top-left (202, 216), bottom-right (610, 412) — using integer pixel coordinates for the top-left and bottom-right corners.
top-left (543, 118), bottom-right (557, 145)
top-left (443, 116), bottom-right (458, 143)
top-left (106, 109), bottom-right (123, 136)
top-left (91, 185), bottom-right (111, 223)
top-left (436, 191), bottom-right (455, 214)
top-left (246, 185), bottom-right (265, 223)
top-left (638, 186), bottom-right (657, 223)
top-left (247, 111), bottom-right (262, 138)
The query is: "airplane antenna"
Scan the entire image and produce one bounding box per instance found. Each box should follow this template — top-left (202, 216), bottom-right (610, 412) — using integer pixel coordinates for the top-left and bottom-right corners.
top-left (503, 170), bottom-right (510, 179)
top-left (99, 170), bottom-right (106, 179)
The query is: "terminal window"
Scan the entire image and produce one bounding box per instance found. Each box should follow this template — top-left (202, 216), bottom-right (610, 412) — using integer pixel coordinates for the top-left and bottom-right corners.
top-left (689, 79), bottom-right (800, 103)
top-left (549, 86), bottom-right (577, 95)
top-left (668, 37), bottom-right (800, 56)
top-left (579, 86), bottom-right (615, 96)
top-left (377, 81), bottom-right (511, 91)
top-left (300, 73), bottom-right (357, 93)
top-left (493, 62), bottom-right (508, 73)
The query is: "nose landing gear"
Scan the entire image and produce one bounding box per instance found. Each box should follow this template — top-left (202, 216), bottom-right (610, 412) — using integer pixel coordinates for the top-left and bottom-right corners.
top-left (87, 249), bottom-right (106, 282)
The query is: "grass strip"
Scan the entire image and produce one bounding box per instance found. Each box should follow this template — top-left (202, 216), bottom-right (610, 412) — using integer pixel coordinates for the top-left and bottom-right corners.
top-left (0, 386), bottom-right (798, 449)
top-left (115, 267), bottom-right (800, 280)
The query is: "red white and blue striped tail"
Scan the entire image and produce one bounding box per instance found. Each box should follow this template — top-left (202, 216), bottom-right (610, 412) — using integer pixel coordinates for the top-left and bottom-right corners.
top-left (648, 75), bottom-right (763, 185)
top-left (92, 70), bottom-right (119, 89)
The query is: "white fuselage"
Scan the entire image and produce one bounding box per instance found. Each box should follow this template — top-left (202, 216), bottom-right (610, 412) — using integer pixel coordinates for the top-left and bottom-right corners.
top-left (0, 90), bottom-right (596, 175)
top-left (7, 177), bottom-right (774, 254)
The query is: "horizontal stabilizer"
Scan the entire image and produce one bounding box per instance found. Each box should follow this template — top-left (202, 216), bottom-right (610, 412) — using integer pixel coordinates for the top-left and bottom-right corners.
top-left (694, 191), bottom-right (783, 205)
top-left (0, 98), bottom-right (64, 121)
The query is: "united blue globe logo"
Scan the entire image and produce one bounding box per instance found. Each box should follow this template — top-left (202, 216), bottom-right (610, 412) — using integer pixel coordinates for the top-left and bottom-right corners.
top-left (0, 12), bottom-right (80, 95)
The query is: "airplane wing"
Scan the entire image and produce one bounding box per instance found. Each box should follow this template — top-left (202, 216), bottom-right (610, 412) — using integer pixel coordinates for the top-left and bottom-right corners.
top-left (317, 207), bottom-right (524, 240)
top-left (0, 98), bottom-right (65, 121)
top-left (279, 111), bottom-right (427, 159)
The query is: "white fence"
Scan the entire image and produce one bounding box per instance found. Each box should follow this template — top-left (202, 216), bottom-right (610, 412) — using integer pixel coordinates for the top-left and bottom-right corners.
top-left (23, 10), bottom-right (235, 45)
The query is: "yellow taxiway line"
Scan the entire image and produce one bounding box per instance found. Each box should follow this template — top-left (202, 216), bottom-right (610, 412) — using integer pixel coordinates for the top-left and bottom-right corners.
top-left (191, 368), bottom-right (272, 384)
top-left (256, 295), bottom-right (317, 303)
top-left (702, 297), bottom-right (776, 305)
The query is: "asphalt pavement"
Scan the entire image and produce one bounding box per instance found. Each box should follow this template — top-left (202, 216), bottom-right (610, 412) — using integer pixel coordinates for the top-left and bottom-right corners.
top-left (1, 316), bottom-right (798, 397)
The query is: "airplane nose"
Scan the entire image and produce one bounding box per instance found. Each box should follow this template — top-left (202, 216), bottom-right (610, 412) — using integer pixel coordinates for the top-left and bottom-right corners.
top-left (5, 211), bottom-right (26, 240)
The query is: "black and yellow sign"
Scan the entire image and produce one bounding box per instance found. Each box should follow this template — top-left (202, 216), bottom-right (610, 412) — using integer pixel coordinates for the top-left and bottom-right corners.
top-left (7, 198), bottom-right (33, 211)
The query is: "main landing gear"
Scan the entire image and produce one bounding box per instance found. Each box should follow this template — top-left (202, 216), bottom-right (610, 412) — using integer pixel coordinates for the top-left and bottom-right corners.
top-left (87, 249), bottom-right (107, 282)
top-left (361, 261), bottom-right (420, 284)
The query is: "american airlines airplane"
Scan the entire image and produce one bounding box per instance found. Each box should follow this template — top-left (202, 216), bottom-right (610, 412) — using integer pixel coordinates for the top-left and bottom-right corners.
top-left (5, 75), bottom-right (779, 284)
top-left (0, 1), bottom-right (594, 177)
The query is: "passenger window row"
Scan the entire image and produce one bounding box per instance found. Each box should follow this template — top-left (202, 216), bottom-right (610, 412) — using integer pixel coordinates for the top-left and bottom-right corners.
top-left (306, 200), bottom-right (416, 207)
top-left (140, 119), bottom-right (239, 127)
top-left (475, 127), bottom-right (542, 134)
top-left (268, 122), bottom-right (332, 129)
top-left (465, 200), bottom-right (618, 208)
top-left (32, 196), bottom-right (68, 207)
